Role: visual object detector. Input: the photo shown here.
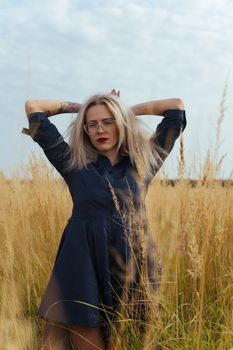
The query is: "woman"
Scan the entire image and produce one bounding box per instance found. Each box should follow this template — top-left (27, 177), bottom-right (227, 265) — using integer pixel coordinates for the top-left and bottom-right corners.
top-left (22, 90), bottom-right (186, 349)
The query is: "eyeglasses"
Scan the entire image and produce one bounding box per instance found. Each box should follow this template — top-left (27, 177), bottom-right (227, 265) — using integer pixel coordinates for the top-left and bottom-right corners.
top-left (83, 118), bottom-right (116, 134)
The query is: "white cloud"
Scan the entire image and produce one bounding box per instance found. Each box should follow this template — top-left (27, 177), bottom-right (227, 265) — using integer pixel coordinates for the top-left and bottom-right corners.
top-left (0, 0), bottom-right (232, 177)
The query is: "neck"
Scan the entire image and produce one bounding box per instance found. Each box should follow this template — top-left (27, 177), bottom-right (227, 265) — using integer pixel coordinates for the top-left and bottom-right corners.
top-left (100, 150), bottom-right (120, 166)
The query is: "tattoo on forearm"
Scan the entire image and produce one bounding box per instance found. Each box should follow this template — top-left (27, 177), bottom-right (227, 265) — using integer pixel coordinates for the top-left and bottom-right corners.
top-left (58, 102), bottom-right (81, 114)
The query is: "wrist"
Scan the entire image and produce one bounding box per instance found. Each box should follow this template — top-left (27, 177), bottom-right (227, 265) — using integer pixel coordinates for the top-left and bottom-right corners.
top-left (58, 102), bottom-right (82, 114)
top-left (130, 104), bottom-right (144, 116)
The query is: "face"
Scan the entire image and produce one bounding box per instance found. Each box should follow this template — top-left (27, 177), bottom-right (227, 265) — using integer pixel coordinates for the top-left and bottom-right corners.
top-left (85, 104), bottom-right (119, 155)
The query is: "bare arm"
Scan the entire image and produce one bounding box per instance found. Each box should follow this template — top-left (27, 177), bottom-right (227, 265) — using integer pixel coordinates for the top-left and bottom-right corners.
top-left (25, 100), bottom-right (82, 118)
top-left (22, 100), bottom-right (82, 136)
top-left (130, 98), bottom-right (185, 116)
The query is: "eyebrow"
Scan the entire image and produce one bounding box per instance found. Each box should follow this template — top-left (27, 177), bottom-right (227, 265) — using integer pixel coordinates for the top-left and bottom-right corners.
top-left (86, 117), bottom-right (114, 122)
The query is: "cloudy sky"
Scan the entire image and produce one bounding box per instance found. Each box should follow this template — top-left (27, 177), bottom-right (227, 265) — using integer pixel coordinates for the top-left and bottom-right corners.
top-left (1, 0), bottom-right (233, 179)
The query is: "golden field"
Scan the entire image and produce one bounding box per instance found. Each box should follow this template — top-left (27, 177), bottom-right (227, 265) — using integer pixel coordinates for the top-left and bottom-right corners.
top-left (0, 90), bottom-right (232, 349)
top-left (0, 154), bottom-right (232, 349)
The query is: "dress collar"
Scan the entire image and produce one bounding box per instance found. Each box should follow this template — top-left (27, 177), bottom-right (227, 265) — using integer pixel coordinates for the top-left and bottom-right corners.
top-left (96, 154), bottom-right (128, 171)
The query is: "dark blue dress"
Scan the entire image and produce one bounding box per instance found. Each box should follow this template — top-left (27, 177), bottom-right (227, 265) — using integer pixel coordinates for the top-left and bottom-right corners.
top-left (25, 109), bottom-right (186, 330)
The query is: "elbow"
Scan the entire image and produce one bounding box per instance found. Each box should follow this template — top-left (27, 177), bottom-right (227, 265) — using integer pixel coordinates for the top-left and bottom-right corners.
top-left (25, 100), bottom-right (39, 117)
top-left (175, 98), bottom-right (185, 110)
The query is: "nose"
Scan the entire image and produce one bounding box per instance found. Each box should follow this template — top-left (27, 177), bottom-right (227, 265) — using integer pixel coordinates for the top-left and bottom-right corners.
top-left (96, 123), bottom-right (105, 132)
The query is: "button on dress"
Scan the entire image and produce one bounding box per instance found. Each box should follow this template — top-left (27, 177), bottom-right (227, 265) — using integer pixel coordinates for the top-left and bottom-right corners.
top-left (23, 109), bottom-right (186, 332)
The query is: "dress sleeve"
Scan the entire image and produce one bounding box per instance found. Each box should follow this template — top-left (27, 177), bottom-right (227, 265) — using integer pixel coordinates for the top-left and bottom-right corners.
top-left (150, 109), bottom-right (187, 177)
top-left (22, 112), bottom-right (72, 178)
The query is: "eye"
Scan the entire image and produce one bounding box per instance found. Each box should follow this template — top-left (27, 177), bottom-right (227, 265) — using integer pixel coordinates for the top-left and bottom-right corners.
top-left (103, 118), bottom-right (116, 125)
top-left (87, 122), bottom-right (97, 128)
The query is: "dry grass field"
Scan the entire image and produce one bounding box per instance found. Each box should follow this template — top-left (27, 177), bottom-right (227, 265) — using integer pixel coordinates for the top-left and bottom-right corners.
top-left (0, 91), bottom-right (232, 349)
top-left (0, 154), bottom-right (232, 349)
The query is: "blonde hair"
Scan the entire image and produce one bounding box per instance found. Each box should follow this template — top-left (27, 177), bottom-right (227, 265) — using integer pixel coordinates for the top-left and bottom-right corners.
top-left (65, 93), bottom-right (164, 180)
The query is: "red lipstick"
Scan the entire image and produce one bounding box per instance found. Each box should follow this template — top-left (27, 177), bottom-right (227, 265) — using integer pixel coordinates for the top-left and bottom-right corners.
top-left (97, 138), bottom-right (108, 143)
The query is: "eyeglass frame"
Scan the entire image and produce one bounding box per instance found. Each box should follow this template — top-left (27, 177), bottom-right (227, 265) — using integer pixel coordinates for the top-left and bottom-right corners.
top-left (83, 117), bottom-right (117, 134)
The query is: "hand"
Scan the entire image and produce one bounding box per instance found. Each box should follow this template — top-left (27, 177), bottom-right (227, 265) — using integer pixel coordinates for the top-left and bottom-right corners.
top-left (110, 89), bottom-right (120, 97)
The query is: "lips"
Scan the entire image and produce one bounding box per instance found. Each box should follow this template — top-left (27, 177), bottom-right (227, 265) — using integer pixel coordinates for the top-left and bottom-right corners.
top-left (97, 138), bottom-right (109, 143)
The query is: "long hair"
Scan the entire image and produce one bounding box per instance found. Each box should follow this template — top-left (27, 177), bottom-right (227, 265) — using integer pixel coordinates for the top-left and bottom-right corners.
top-left (65, 93), bottom-right (165, 180)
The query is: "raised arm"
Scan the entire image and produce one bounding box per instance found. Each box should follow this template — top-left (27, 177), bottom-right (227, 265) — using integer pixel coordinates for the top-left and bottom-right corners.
top-left (22, 100), bottom-right (82, 179)
top-left (130, 98), bottom-right (186, 180)
top-left (130, 98), bottom-right (184, 116)
top-left (151, 106), bottom-right (187, 179)
top-left (22, 99), bottom-right (82, 137)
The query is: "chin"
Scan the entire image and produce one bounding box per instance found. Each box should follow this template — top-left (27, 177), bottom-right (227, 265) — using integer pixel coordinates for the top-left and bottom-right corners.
top-left (94, 143), bottom-right (112, 150)
top-left (96, 146), bottom-right (112, 153)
